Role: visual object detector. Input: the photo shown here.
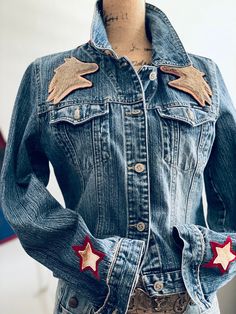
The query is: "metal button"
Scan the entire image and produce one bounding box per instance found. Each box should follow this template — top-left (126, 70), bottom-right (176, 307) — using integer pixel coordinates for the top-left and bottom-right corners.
top-left (154, 281), bottom-right (164, 291)
top-left (125, 109), bottom-right (143, 117)
top-left (149, 71), bottom-right (157, 80)
top-left (74, 108), bottom-right (80, 120)
top-left (104, 49), bottom-right (113, 56)
top-left (68, 296), bottom-right (79, 308)
top-left (134, 163), bottom-right (145, 173)
top-left (122, 61), bottom-right (128, 66)
top-left (137, 221), bottom-right (146, 231)
top-left (131, 109), bottom-right (143, 116)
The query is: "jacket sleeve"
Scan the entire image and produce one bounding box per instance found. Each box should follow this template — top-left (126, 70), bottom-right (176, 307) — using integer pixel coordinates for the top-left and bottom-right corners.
top-left (171, 60), bottom-right (236, 311)
top-left (0, 60), bottom-right (145, 314)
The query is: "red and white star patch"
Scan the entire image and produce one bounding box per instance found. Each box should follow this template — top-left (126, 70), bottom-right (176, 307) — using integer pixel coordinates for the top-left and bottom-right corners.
top-left (201, 236), bottom-right (236, 274)
top-left (72, 235), bottom-right (106, 280)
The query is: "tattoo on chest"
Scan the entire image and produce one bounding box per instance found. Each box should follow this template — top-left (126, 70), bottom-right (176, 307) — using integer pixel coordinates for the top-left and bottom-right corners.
top-left (130, 43), bottom-right (152, 52)
top-left (132, 59), bottom-right (150, 66)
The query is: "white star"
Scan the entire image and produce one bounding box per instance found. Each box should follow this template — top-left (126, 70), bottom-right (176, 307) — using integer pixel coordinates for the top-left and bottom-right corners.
top-left (214, 242), bottom-right (236, 270)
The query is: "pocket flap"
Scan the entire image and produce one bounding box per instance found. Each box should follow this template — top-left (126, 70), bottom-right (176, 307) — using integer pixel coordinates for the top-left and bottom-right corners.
top-left (49, 102), bottom-right (109, 125)
top-left (156, 105), bottom-right (216, 127)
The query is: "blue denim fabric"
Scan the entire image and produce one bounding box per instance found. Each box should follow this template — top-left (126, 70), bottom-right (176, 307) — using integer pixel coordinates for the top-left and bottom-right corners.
top-left (0, 0), bottom-right (235, 313)
top-left (184, 294), bottom-right (220, 314)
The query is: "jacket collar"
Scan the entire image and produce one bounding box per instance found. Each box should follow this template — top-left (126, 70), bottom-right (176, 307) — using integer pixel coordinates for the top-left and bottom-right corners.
top-left (89, 0), bottom-right (192, 67)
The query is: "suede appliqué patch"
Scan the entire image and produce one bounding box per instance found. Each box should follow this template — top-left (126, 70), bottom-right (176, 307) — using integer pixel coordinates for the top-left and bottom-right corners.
top-left (72, 235), bottom-right (105, 280)
top-left (160, 65), bottom-right (213, 107)
top-left (201, 236), bottom-right (236, 274)
top-left (47, 57), bottom-right (99, 105)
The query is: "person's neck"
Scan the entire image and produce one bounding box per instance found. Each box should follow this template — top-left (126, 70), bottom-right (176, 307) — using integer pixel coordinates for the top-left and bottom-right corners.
top-left (102, 0), bottom-right (152, 70)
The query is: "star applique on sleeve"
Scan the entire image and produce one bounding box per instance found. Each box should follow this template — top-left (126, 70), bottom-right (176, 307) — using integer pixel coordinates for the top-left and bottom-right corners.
top-left (201, 236), bottom-right (236, 274)
top-left (47, 56), bottom-right (99, 105)
top-left (72, 235), bottom-right (106, 280)
top-left (160, 65), bottom-right (213, 107)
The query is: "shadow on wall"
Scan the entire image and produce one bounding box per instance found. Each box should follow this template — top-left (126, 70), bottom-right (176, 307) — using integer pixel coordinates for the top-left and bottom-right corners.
top-left (218, 279), bottom-right (236, 314)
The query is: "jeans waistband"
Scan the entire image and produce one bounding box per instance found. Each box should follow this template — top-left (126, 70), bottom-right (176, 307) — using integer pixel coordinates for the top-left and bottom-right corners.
top-left (127, 276), bottom-right (193, 314)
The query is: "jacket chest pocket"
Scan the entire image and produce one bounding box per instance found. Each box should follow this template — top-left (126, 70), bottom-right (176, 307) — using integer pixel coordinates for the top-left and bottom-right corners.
top-left (156, 105), bottom-right (217, 172)
top-left (48, 101), bottom-right (110, 170)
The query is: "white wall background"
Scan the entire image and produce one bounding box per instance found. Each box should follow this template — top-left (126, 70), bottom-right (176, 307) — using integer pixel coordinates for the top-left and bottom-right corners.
top-left (0, 1), bottom-right (235, 313)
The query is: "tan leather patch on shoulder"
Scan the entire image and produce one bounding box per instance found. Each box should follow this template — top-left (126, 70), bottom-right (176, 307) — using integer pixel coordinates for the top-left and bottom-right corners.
top-left (47, 56), bottom-right (99, 105)
top-left (160, 65), bottom-right (213, 107)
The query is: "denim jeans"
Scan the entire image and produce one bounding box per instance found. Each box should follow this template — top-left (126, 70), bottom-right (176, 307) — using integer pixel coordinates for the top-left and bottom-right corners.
top-left (53, 278), bottom-right (221, 314)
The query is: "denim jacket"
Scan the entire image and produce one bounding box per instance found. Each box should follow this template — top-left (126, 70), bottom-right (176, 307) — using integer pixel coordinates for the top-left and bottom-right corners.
top-left (1, 0), bottom-right (236, 313)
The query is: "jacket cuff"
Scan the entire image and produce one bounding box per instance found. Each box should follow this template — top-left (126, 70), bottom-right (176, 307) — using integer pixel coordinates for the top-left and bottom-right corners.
top-left (172, 224), bottom-right (236, 312)
top-left (94, 237), bottom-right (146, 313)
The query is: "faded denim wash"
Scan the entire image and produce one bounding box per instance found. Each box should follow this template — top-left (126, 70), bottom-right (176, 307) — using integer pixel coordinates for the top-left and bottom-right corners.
top-left (0, 0), bottom-right (235, 313)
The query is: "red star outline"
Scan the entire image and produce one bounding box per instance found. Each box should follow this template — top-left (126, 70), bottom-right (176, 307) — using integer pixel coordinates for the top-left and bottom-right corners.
top-left (201, 236), bottom-right (236, 274)
top-left (72, 235), bottom-right (106, 280)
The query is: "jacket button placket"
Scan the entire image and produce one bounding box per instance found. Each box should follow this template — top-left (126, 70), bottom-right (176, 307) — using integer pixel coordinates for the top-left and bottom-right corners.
top-left (123, 71), bottom-right (151, 244)
top-left (125, 66), bottom-right (158, 241)
top-left (125, 105), bottom-right (149, 243)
